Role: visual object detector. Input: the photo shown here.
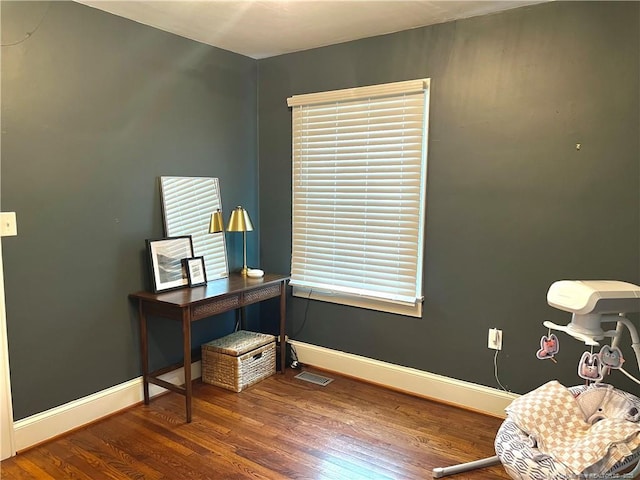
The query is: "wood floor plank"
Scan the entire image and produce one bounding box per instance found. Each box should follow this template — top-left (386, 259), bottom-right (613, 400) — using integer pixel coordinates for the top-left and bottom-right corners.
top-left (23, 446), bottom-right (95, 480)
top-left (157, 394), bottom-right (365, 479)
top-left (0, 455), bottom-right (57, 480)
top-left (131, 405), bottom-right (292, 480)
top-left (2, 368), bottom-right (511, 479)
top-left (66, 430), bottom-right (163, 480)
top-left (98, 416), bottom-right (214, 480)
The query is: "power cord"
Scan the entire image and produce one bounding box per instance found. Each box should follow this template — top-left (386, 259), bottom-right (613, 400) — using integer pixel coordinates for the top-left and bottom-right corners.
top-left (290, 344), bottom-right (300, 369)
top-left (287, 288), bottom-right (311, 369)
top-left (493, 350), bottom-right (509, 392)
top-left (290, 288), bottom-right (313, 339)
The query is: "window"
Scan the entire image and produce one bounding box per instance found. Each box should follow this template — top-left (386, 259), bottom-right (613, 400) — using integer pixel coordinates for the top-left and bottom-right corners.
top-left (287, 79), bottom-right (430, 317)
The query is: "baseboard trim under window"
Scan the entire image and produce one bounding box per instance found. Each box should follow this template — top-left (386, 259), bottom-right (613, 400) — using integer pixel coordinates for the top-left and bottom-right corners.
top-left (289, 340), bottom-right (517, 418)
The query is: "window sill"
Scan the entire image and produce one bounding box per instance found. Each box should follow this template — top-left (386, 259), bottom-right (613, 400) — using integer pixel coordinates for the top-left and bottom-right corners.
top-left (292, 286), bottom-right (422, 318)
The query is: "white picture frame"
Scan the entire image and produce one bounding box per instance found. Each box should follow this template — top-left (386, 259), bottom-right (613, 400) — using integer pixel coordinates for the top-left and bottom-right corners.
top-left (184, 256), bottom-right (207, 287)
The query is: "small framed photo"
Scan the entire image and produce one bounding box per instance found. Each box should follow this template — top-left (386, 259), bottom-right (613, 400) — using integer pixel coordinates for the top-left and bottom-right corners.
top-left (183, 256), bottom-right (207, 287)
top-left (146, 236), bottom-right (194, 293)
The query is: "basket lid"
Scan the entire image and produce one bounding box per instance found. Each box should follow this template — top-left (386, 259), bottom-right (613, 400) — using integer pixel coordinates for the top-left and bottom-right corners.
top-left (203, 330), bottom-right (275, 356)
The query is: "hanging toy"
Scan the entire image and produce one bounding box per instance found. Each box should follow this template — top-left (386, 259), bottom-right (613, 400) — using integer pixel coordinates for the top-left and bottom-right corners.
top-left (578, 350), bottom-right (603, 381)
top-left (536, 332), bottom-right (559, 363)
top-left (598, 345), bottom-right (625, 369)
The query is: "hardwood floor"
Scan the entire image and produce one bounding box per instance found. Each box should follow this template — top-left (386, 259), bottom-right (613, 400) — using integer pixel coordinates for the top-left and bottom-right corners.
top-left (1, 368), bottom-right (511, 479)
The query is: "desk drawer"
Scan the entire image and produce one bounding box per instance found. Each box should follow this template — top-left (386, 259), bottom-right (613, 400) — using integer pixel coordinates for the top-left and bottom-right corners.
top-left (243, 284), bottom-right (281, 305)
top-left (192, 294), bottom-right (241, 319)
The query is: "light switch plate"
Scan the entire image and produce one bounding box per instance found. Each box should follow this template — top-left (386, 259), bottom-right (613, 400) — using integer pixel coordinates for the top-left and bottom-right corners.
top-left (0, 212), bottom-right (17, 237)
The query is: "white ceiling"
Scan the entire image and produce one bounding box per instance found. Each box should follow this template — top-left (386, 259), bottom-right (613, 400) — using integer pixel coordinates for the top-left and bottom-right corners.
top-left (75, 1), bottom-right (548, 59)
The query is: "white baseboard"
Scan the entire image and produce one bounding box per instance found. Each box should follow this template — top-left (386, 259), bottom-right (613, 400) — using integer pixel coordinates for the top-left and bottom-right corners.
top-left (12, 343), bottom-right (517, 453)
top-left (289, 340), bottom-right (518, 417)
top-left (13, 361), bottom-right (202, 452)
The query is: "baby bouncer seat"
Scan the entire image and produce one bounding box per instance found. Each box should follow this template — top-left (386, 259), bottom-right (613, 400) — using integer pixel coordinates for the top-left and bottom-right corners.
top-left (495, 382), bottom-right (640, 479)
top-left (433, 280), bottom-right (640, 479)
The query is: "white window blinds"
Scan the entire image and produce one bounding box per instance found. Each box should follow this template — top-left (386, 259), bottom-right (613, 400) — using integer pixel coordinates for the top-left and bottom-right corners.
top-left (287, 79), bottom-right (430, 317)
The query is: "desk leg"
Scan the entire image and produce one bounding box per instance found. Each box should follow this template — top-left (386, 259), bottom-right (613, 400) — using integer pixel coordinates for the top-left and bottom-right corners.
top-left (138, 301), bottom-right (150, 405)
top-left (279, 281), bottom-right (286, 373)
top-left (182, 309), bottom-right (193, 423)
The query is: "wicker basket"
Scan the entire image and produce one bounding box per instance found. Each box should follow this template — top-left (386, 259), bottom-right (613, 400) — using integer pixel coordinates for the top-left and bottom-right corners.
top-left (201, 330), bottom-right (276, 392)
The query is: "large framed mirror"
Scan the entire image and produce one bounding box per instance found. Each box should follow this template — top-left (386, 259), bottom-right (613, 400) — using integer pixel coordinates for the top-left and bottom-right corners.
top-left (160, 176), bottom-right (229, 281)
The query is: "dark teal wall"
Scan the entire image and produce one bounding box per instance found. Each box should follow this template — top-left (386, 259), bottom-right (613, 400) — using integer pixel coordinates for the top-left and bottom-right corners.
top-left (257, 1), bottom-right (640, 395)
top-left (1, 1), bottom-right (257, 420)
top-left (2, 0), bottom-right (638, 422)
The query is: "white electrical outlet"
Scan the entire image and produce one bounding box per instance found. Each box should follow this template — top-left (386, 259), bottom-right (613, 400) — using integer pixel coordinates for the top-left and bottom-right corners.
top-left (488, 328), bottom-right (503, 350)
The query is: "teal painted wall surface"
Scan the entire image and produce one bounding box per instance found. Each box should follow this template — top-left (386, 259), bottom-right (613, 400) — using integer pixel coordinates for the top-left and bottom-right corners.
top-left (2, 0), bottom-right (638, 422)
top-left (1, 1), bottom-right (258, 420)
top-left (257, 1), bottom-right (640, 395)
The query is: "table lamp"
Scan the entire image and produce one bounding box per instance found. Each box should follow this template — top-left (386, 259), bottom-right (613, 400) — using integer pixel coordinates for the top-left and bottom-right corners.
top-left (209, 209), bottom-right (224, 234)
top-left (227, 206), bottom-right (253, 276)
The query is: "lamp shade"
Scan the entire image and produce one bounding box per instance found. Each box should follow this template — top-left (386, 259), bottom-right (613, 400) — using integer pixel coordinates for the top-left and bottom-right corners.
top-left (227, 206), bottom-right (253, 232)
top-left (209, 209), bottom-right (225, 233)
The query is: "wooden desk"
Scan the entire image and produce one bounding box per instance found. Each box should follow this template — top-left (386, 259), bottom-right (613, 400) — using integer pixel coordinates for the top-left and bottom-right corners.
top-left (129, 273), bottom-right (289, 423)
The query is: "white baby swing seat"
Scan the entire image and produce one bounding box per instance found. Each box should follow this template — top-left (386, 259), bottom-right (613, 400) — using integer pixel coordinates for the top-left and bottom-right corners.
top-left (495, 383), bottom-right (640, 480)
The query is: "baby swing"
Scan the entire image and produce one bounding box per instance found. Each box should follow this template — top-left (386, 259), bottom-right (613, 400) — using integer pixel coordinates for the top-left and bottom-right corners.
top-left (433, 280), bottom-right (640, 479)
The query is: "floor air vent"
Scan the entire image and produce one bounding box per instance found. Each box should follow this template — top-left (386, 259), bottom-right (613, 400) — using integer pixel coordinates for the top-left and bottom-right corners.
top-left (295, 371), bottom-right (334, 386)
